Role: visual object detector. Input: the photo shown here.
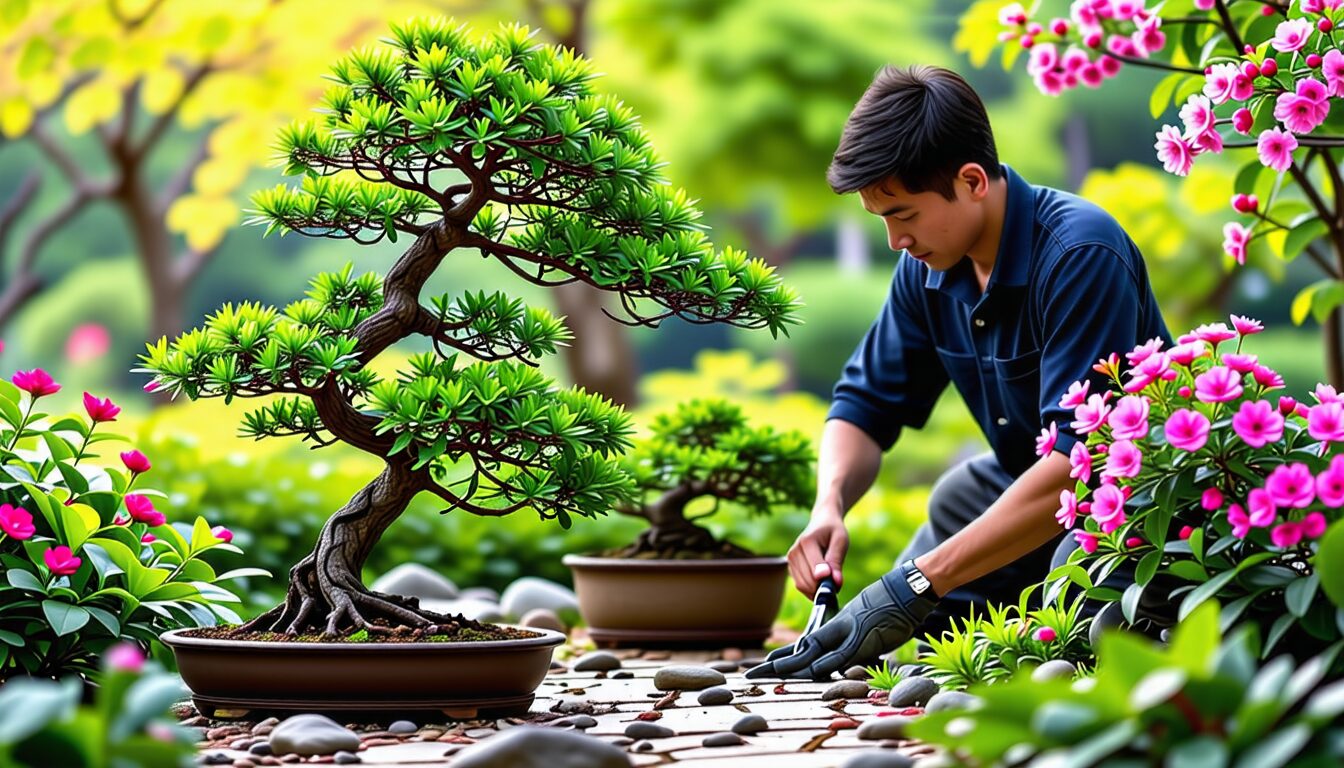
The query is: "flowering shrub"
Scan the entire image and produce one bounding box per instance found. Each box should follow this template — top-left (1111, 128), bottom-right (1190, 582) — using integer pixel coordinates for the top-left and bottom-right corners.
top-left (0, 370), bottom-right (262, 680)
top-left (1041, 316), bottom-right (1343, 659)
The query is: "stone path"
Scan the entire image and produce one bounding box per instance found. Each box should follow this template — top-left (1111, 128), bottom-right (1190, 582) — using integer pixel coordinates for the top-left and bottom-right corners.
top-left (187, 648), bottom-right (946, 767)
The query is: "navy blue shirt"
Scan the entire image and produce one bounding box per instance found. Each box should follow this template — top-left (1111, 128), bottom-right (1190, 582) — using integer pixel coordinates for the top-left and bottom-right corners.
top-left (829, 165), bottom-right (1171, 477)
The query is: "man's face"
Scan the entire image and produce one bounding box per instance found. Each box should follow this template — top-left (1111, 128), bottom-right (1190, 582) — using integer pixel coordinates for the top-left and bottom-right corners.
top-left (858, 171), bottom-right (985, 272)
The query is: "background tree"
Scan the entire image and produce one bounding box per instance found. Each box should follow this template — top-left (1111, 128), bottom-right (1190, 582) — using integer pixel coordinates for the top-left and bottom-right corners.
top-left (136, 19), bottom-right (802, 635)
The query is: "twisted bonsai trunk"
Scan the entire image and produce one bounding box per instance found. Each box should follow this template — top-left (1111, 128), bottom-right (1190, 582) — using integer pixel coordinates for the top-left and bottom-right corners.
top-left (613, 482), bottom-right (757, 559)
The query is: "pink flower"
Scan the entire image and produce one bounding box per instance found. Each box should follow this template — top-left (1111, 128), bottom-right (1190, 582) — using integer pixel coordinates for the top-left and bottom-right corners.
top-left (1226, 503), bottom-right (1252, 539)
top-left (1247, 488), bottom-right (1278, 527)
top-left (1091, 484), bottom-right (1127, 533)
top-left (1316, 455), bottom-right (1344, 506)
top-left (44, 546), bottom-right (81, 576)
top-left (1168, 341), bottom-right (1209, 366)
top-left (1252, 365), bottom-right (1285, 389)
top-left (11, 368), bottom-right (60, 397)
top-left (1056, 489), bottom-right (1079, 528)
top-left (1314, 383), bottom-right (1343, 404)
top-left (1131, 15), bottom-right (1165, 56)
top-left (1069, 441), bottom-right (1093, 484)
top-left (1059, 380), bottom-right (1091, 409)
top-left (1155, 125), bottom-right (1194, 176)
top-left (1072, 393), bottom-right (1112, 434)
top-left (1194, 323), bottom-right (1238, 344)
top-left (1109, 395), bottom-right (1150, 441)
top-left (1271, 18), bottom-right (1313, 53)
top-left (1033, 627), bottom-right (1058, 643)
top-left (1232, 108), bottom-right (1254, 135)
top-left (1203, 62), bottom-right (1241, 104)
top-left (1222, 353), bottom-right (1258, 373)
top-left (1178, 526), bottom-right (1194, 541)
top-left (211, 525), bottom-right (234, 543)
top-left (0, 504), bottom-right (35, 540)
top-left (1222, 222), bottom-right (1251, 265)
top-left (1301, 512), bottom-right (1328, 538)
top-left (1201, 488), bottom-right (1224, 511)
top-left (124, 494), bottom-right (165, 527)
top-left (1231, 399), bottom-right (1285, 448)
top-left (83, 392), bottom-right (121, 423)
top-left (1028, 43), bottom-right (1060, 76)
top-left (65, 323), bottom-right (110, 364)
top-left (1035, 422), bottom-right (1059, 457)
top-left (1104, 439), bottom-right (1143, 478)
top-left (1279, 396), bottom-right (1299, 415)
top-left (1194, 0), bottom-right (1215, 8)
top-left (1074, 530), bottom-right (1101, 554)
top-left (1308, 401), bottom-right (1344, 441)
top-left (1258, 128), bottom-right (1299, 172)
top-left (105, 642), bottom-right (145, 673)
top-left (1274, 90), bottom-right (1329, 134)
top-left (1165, 409), bottom-right (1211, 452)
top-left (120, 450), bottom-right (151, 474)
top-left (1126, 338), bottom-right (1165, 366)
top-left (1266, 463), bottom-right (1316, 508)
top-left (1179, 94), bottom-right (1222, 152)
top-left (1194, 366), bottom-right (1243, 403)
top-left (999, 2), bottom-right (1028, 25)
top-left (1323, 50), bottom-right (1344, 97)
top-left (140, 533), bottom-right (156, 544)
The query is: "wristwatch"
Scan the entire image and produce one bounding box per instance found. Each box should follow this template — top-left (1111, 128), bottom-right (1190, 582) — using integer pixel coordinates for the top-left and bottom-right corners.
top-left (901, 560), bottom-right (935, 598)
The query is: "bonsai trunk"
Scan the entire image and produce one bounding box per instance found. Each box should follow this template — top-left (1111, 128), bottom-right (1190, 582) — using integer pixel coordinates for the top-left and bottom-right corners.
top-left (617, 484), bottom-right (756, 559)
top-left (243, 462), bottom-right (475, 636)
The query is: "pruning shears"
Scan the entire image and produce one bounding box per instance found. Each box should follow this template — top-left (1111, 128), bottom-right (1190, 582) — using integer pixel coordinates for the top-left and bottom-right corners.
top-left (798, 576), bottom-right (838, 640)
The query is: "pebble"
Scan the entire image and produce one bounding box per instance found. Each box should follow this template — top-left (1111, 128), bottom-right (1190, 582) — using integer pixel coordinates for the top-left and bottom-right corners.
top-left (387, 720), bottom-right (418, 735)
top-left (925, 690), bottom-right (983, 713)
top-left (841, 752), bottom-right (916, 768)
top-left (449, 726), bottom-right (629, 767)
top-left (624, 722), bottom-right (675, 739)
top-left (823, 680), bottom-right (872, 701)
top-left (499, 577), bottom-right (579, 619)
top-left (652, 665), bottom-right (725, 691)
top-left (230, 737), bottom-right (256, 751)
top-left (643, 651), bottom-right (671, 660)
top-left (419, 729), bottom-right (444, 741)
top-left (279, 757), bottom-right (301, 764)
top-left (248, 742), bottom-right (273, 756)
top-left (633, 740), bottom-right (653, 752)
top-left (888, 676), bottom-right (939, 707)
top-left (721, 647), bottom-right (744, 661)
top-left (829, 717), bottom-right (860, 730)
top-left (857, 715), bottom-right (915, 740)
top-left (611, 671), bottom-right (633, 679)
top-left (519, 608), bottom-right (567, 633)
top-left (370, 563), bottom-right (459, 600)
top-left (731, 714), bottom-right (769, 735)
top-left (332, 753), bottom-right (360, 765)
top-left (268, 714), bottom-right (360, 757)
top-left (555, 715), bottom-right (596, 729)
top-left (199, 755), bottom-right (231, 766)
top-left (708, 660), bottom-right (740, 673)
top-left (1032, 660), bottom-right (1076, 682)
top-left (207, 727), bottom-right (244, 741)
top-left (702, 732), bottom-right (745, 747)
top-left (610, 737), bottom-right (632, 746)
top-left (571, 651), bottom-right (622, 672)
top-left (259, 759), bottom-right (281, 767)
top-left (362, 737), bottom-right (400, 747)
top-left (697, 686), bottom-right (734, 706)
top-left (844, 665), bottom-right (870, 680)
top-left (231, 760), bottom-right (255, 768)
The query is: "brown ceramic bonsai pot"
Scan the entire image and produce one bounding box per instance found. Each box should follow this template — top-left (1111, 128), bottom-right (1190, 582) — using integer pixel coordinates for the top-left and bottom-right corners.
top-left (161, 627), bottom-right (564, 719)
top-left (562, 554), bottom-right (787, 647)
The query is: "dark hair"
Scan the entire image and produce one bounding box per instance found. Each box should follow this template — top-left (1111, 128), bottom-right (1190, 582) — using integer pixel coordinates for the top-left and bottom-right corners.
top-left (827, 65), bottom-right (1001, 199)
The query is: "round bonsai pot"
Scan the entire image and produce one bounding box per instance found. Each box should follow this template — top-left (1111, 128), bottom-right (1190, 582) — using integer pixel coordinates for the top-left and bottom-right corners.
top-left (562, 554), bottom-right (787, 647)
top-left (161, 627), bottom-right (564, 719)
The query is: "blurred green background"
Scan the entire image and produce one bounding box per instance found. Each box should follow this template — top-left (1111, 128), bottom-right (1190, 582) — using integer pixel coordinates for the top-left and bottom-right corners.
top-left (0, 0), bottom-right (1326, 628)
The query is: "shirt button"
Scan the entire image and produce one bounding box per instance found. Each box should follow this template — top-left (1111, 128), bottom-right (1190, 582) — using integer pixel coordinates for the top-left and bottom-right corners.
top-left (974, 318), bottom-right (986, 328)
top-left (996, 417), bottom-right (1008, 426)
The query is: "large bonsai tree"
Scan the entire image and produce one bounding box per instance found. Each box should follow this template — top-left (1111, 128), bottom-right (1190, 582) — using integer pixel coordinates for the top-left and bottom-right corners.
top-left (612, 399), bottom-right (814, 559)
top-left (134, 18), bottom-right (801, 637)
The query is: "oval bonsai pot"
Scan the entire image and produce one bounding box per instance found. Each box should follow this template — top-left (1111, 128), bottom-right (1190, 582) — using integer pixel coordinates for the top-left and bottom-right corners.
top-left (161, 627), bottom-right (564, 719)
top-left (562, 554), bottom-right (787, 647)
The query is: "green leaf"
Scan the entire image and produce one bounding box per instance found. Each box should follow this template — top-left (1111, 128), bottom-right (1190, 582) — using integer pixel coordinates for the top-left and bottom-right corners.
top-left (1150, 72), bottom-right (1186, 119)
top-left (55, 461), bottom-right (90, 494)
top-left (109, 675), bottom-right (187, 741)
top-left (1178, 569), bottom-right (1239, 621)
top-left (0, 677), bottom-right (80, 742)
top-left (1284, 573), bottom-right (1319, 618)
top-left (1168, 736), bottom-right (1228, 768)
top-left (1230, 723), bottom-right (1311, 768)
top-left (7, 568), bottom-right (46, 594)
top-left (1319, 520), bottom-right (1344, 608)
top-left (41, 600), bottom-right (91, 637)
top-left (1282, 217), bottom-right (1328, 262)
top-left (58, 502), bottom-right (100, 552)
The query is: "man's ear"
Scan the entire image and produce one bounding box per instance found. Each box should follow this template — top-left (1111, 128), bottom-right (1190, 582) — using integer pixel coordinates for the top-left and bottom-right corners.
top-left (958, 163), bottom-right (991, 201)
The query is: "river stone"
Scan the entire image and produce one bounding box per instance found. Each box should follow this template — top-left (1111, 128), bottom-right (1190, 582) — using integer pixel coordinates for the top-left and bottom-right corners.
top-left (267, 715), bottom-right (360, 757)
top-left (653, 665), bottom-right (725, 691)
top-left (499, 577), bottom-right (579, 619)
top-left (842, 752), bottom-right (916, 768)
top-left (708, 661), bottom-right (740, 673)
top-left (387, 720), bottom-right (417, 735)
top-left (823, 680), bottom-right (872, 701)
top-left (702, 732), bottom-right (744, 747)
top-left (887, 676), bottom-right (939, 707)
top-left (624, 722), bottom-right (674, 739)
top-left (333, 752), bottom-right (361, 765)
top-left (1031, 660), bottom-right (1076, 683)
top-left (856, 715), bottom-right (914, 741)
top-left (520, 608), bottom-right (567, 633)
top-left (925, 691), bottom-right (983, 714)
top-left (572, 651), bottom-right (622, 672)
top-left (369, 564), bottom-right (458, 601)
top-left (731, 714), bottom-right (769, 735)
top-left (696, 686), bottom-right (734, 706)
top-left (458, 586), bottom-right (500, 602)
top-left (556, 715), bottom-right (597, 729)
top-left (845, 665), bottom-right (870, 681)
top-left (450, 727), bottom-right (630, 768)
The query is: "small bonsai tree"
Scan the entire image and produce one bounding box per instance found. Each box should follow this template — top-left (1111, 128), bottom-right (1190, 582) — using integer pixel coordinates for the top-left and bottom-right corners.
top-left (611, 399), bottom-right (814, 559)
top-left (134, 19), bottom-right (801, 637)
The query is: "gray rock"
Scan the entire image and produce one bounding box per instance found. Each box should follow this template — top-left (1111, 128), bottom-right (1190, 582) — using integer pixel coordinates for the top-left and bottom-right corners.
top-left (199, 755), bottom-right (231, 766)
top-left (1032, 660), bottom-right (1076, 683)
top-left (652, 665), bottom-right (725, 691)
top-left (696, 686), bottom-right (734, 706)
top-left (842, 752), bottom-right (916, 768)
top-left (856, 715), bottom-right (915, 741)
top-left (632, 740), bottom-right (653, 752)
top-left (370, 563), bottom-right (458, 601)
top-left (572, 651), bottom-right (622, 672)
top-left (247, 743), bottom-right (272, 756)
top-left (624, 722), bottom-right (674, 739)
top-left (845, 665), bottom-right (871, 681)
top-left (823, 680), bottom-right (872, 701)
top-left (267, 714), bottom-right (360, 757)
top-left (499, 577), bottom-right (579, 620)
top-left (925, 690), bottom-right (983, 714)
top-left (458, 586), bottom-right (500, 602)
top-left (731, 714), bottom-right (769, 735)
top-left (450, 726), bottom-right (630, 768)
top-left (387, 720), bottom-right (417, 735)
top-left (702, 732), bottom-right (744, 747)
top-left (555, 715), bottom-right (596, 729)
top-left (1089, 602), bottom-right (1126, 650)
top-left (333, 752), bottom-right (361, 765)
top-left (520, 608), bottom-right (567, 633)
top-left (887, 676), bottom-right (939, 707)
top-left (611, 671), bottom-right (633, 679)
top-left (708, 661), bottom-right (740, 673)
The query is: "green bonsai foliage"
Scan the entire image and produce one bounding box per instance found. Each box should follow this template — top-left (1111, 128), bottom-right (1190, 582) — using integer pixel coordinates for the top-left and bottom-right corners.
top-left (134, 18), bottom-right (802, 637)
top-left (612, 399), bottom-right (813, 558)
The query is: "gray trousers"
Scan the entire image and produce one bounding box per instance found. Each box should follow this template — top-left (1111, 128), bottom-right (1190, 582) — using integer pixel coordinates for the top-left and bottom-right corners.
top-left (895, 452), bottom-right (1080, 640)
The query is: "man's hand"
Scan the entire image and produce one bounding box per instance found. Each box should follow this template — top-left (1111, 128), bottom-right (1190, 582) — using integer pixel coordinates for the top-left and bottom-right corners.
top-left (746, 560), bottom-right (938, 681)
top-left (788, 508), bottom-right (849, 598)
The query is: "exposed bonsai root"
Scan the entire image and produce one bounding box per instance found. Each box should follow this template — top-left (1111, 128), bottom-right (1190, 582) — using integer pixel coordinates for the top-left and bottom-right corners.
top-left (607, 523), bottom-right (759, 559)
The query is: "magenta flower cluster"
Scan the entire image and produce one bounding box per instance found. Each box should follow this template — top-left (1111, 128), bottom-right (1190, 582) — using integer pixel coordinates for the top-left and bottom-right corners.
top-left (997, 1), bottom-right (1164, 96)
top-left (1046, 315), bottom-right (1336, 555)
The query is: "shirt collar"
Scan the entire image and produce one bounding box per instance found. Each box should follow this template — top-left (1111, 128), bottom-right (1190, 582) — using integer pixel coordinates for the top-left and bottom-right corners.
top-left (924, 164), bottom-right (1033, 302)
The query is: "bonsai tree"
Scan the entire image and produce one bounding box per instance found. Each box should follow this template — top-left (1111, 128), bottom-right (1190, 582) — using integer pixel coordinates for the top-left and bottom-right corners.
top-left (134, 18), bottom-right (801, 637)
top-left (611, 399), bottom-right (814, 559)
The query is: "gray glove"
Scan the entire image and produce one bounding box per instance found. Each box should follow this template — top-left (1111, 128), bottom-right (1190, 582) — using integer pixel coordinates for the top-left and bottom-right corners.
top-left (745, 560), bottom-right (939, 681)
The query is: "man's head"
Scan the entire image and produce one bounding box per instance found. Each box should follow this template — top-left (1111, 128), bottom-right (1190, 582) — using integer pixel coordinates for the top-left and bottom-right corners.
top-left (829, 65), bottom-right (1003, 270)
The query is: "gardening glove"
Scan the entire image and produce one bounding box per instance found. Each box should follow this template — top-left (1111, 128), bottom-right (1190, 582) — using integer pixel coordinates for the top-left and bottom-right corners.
top-left (745, 560), bottom-right (939, 681)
